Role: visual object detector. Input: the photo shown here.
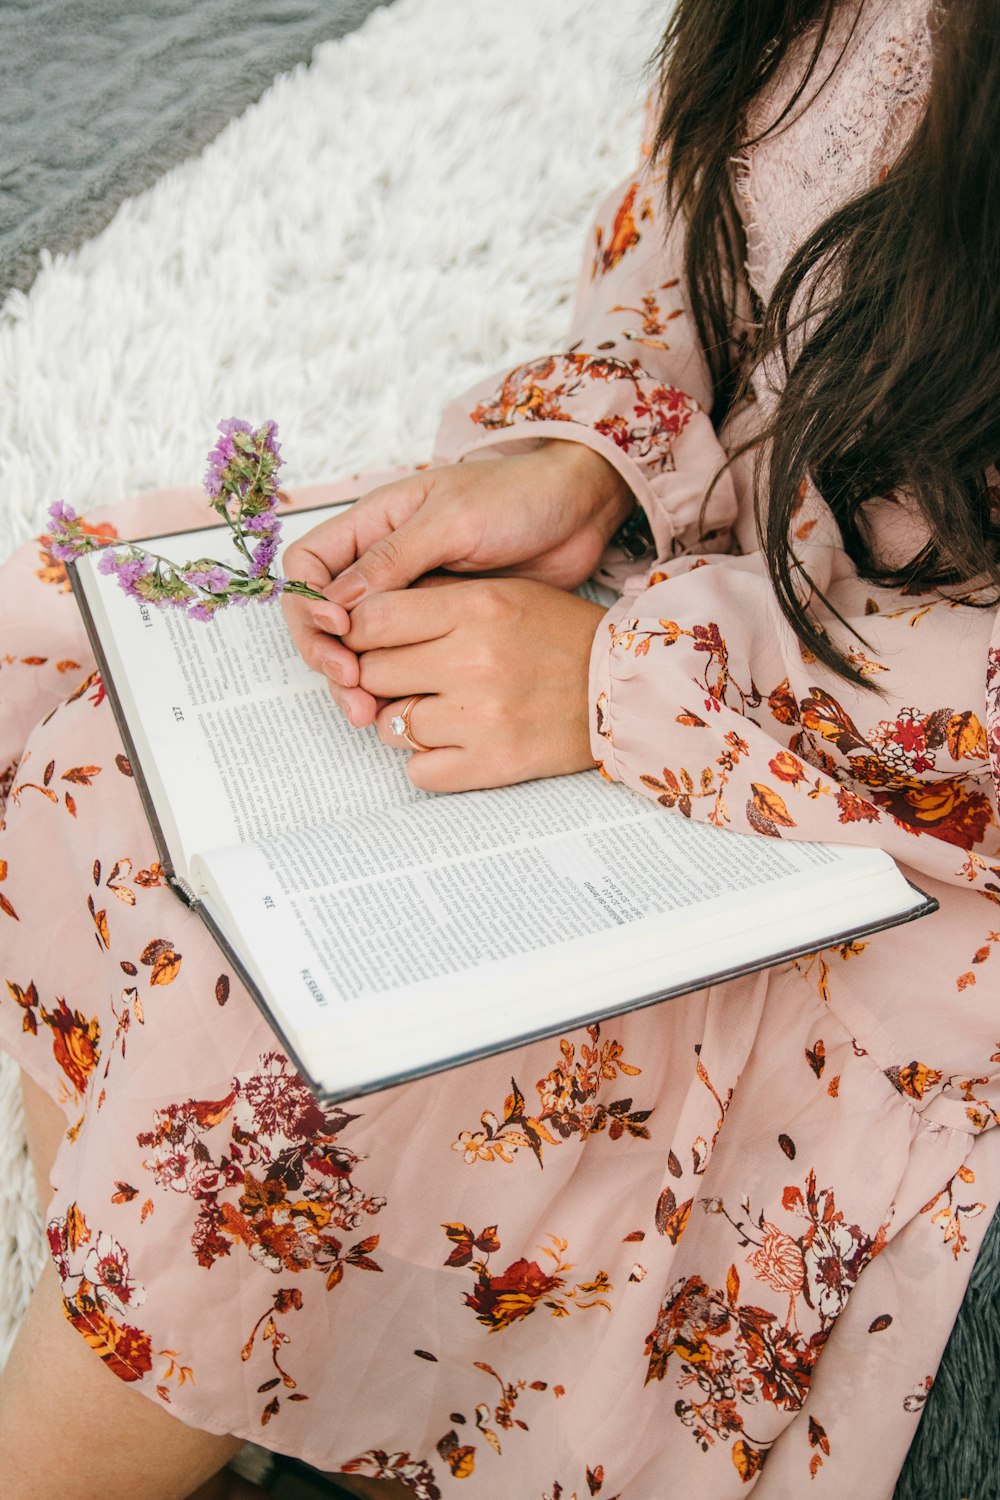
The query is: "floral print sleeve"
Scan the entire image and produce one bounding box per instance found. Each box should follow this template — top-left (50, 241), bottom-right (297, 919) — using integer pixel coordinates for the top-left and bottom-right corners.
top-left (432, 168), bottom-right (740, 565)
top-left (589, 487), bottom-right (1000, 897)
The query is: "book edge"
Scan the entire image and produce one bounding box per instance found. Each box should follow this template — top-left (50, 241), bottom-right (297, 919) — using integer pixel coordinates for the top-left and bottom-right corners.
top-left (201, 882), bottom-right (937, 1105)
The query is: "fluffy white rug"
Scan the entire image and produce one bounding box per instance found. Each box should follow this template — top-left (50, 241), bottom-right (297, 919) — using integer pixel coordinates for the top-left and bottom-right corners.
top-left (0, 0), bottom-right (662, 1365)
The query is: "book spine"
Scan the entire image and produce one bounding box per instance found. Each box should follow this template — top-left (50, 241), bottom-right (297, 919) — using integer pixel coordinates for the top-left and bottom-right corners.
top-left (170, 873), bottom-right (199, 908)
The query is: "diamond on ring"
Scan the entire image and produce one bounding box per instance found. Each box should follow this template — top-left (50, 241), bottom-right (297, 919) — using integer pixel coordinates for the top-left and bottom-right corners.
top-left (390, 714), bottom-right (406, 737)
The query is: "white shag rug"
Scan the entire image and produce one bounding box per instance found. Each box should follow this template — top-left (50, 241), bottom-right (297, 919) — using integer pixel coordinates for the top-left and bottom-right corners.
top-left (0, 0), bottom-right (663, 1366)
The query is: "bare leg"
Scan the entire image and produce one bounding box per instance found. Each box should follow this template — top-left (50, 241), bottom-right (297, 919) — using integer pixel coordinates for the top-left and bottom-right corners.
top-left (20, 1067), bottom-right (64, 1215)
top-left (3, 1072), bottom-right (246, 1500)
top-left (12, 1074), bottom-right (407, 1499)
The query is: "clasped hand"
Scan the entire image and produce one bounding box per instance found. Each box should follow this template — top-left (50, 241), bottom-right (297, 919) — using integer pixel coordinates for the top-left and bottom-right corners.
top-left (282, 441), bottom-right (632, 791)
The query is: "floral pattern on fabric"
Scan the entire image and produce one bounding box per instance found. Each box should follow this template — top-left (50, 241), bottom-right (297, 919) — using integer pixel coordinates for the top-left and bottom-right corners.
top-left (468, 352), bottom-right (696, 471)
top-left (137, 1050), bottom-right (386, 1282)
top-left (591, 178), bottom-right (655, 280)
top-left (645, 1168), bottom-right (886, 1486)
top-left (442, 1223), bottom-right (612, 1334)
top-left (48, 1202), bottom-right (193, 1404)
top-left (3, 3), bottom-right (1000, 1495)
top-left (452, 1024), bottom-right (650, 1166)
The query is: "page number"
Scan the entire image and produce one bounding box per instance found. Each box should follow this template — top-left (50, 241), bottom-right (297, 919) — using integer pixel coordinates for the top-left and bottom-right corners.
top-left (263, 894), bottom-right (276, 910)
top-left (171, 706), bottom-right (185, 723)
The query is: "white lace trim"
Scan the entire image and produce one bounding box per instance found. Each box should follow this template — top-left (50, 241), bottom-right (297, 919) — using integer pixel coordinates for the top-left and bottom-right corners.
top-left (733, 0), bottom-right (937, 309)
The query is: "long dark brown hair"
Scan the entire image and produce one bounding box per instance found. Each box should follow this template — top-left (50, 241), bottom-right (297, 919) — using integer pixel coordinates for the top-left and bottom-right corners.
top-left (651, 0), bottom-right (1000, 684)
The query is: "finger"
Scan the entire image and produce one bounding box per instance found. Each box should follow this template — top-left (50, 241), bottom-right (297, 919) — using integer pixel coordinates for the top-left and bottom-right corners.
top-left (288, 623), bottom-right (361, 687)
top-left (357, 636), bottom-right (458, 700)
top-left (324, 498), bottom-right (471, 608)
top-left (375, 693), bottom-right (458, 752)
top-left (282, 476), bottom-right (432, 620)
top-left (280, 539), bottom-right (352, 635)
top-left (343, 586), bottom-right (461, 653)
top-left (407, 747), bottom-right (488, 794)
top-left (325, 678), bottom-right (379, 728)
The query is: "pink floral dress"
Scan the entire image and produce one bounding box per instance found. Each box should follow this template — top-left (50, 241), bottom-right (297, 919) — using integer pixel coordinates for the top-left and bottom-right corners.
top-left (1, 2), bottom-right (998, 1495)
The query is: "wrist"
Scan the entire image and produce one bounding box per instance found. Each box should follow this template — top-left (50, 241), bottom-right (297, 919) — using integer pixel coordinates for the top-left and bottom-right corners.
top-left (538, 438), bottom-right (634, 534)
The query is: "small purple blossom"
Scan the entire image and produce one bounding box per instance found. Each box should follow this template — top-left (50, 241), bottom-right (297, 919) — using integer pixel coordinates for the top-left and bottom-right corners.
top-left (52, 417), bottom-right (324, 626)
top-left (249, 535), bottom-right (280, 578)
top-left (46, 500), bottom-right (99, 561)
top-left (203, 417), bottom-right (253, 498)
top-left (202, 417), bottom-right (283, 519)
top-left (244, 510), bottom-right (279, 534)
top-left (96, 548), bottom-right (154, 598)
top-left (183, 565), bottom-right (231, 593)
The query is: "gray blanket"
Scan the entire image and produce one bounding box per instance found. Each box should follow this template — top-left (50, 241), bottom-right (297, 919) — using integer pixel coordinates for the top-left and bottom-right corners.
top-left (0, 0), bottom-right (391, 295)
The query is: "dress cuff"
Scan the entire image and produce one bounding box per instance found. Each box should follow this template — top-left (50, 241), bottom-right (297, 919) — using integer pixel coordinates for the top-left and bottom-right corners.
top-left (588, 591), bottom-right (637, 783)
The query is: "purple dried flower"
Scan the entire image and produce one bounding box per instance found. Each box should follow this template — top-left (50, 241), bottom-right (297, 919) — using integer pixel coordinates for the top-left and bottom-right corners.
top-left (249, 535), bottom-right (280, 579)
top-left (53, 417), bottom-right (324, 632)
top-left (183, 565), bottom-right (232, 593)
top-left (96, 549), bottom-right (154, 599)
top-left (244, 509), bottom-right (279, 534)
top-left (203, 417), bottom-right (254, 499)
top-left (46, 499), bottom-right (100, 561)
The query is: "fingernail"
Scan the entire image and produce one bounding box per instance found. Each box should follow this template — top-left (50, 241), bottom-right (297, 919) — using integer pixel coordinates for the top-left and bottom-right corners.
top-left (328, 572), bottom-right (366, 608)
top-left (346, 707), bottom-right (358, 727)
top-left (312, 604), bottom-right (347, 633)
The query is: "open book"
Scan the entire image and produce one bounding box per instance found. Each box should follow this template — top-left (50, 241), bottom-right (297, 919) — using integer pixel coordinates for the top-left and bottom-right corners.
top-left (69, 503), bottom-right (936, 1102)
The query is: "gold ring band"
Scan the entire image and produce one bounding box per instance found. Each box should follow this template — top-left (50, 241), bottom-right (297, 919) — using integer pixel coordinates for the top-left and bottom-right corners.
top-left (390, 695), bottom-right (432, 753)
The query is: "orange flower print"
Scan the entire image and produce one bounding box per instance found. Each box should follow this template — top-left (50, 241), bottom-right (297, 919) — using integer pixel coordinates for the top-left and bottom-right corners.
top-left (646, 1166), bottom-right (876, 1482)
top-left (884, 1060), bottom-right (943, 1101)
top-left (64, 1296), bottom-right (154, 1383)
top-left (452, 1025), bottom-right (649, 1167)
top-left (0, 856), bottom-right (17, 920)
top-left (242, 1286), bottom-right (313, 1426)
top-left (138, 1051), bottom-right (386, 1281)
top-left (469, 353), bottom-right (696, 473)
top-left (592, 181), bottom-right (642, 278)
top-left (920, 1166), bottom-right (986, 1258)
top-left (466, 1257), bottom-right (561, 1331)
top-left (785, 690), bottom-right (997, 847)
top-left (342, 1451), bottom-right (440, 1500)
top-left (609, 281), bottom-right (683, 350)
top-left (40, 996), bottom-right (101, 1096)
top-left (748, 1220), bottom-right (806, 1328)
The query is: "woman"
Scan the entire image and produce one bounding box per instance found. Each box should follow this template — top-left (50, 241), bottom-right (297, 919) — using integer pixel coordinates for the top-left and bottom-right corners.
top-left (1, 1), bottom-right (998, 1496)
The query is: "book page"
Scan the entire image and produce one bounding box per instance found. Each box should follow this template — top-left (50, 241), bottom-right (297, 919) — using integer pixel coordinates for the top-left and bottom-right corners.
top-left (194, 783), bottom-right (900, 1024)
top-left (77, 504), bottom-right (620, 875)
top-left (76, 504), bottom-right (437, 871)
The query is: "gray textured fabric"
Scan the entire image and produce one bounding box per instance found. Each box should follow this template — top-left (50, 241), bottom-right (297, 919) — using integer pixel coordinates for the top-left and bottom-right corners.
top-left (893, 1201), bottom-right (1000, 1500)
top-left (0, 0), bottom-right (393, 295)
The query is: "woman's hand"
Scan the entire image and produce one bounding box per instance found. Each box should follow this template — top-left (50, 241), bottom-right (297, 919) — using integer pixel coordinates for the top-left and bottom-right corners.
top-left (342, 576), bottom-right (606, 792)
top-left (281, 441), bottom-right (630, 725)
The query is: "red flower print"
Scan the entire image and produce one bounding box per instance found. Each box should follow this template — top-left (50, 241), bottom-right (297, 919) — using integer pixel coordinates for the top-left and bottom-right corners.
top-left (465, 1257), bottom-right (560, 1331)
